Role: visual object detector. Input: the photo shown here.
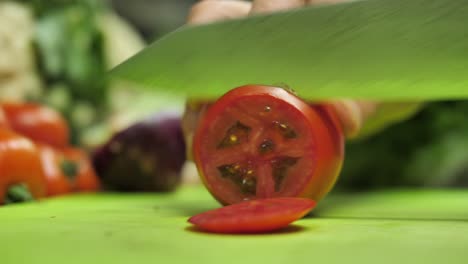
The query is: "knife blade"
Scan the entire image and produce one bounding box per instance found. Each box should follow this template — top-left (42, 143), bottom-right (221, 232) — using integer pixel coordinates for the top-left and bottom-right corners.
top-left (110, 0), bottom-right (468, 101)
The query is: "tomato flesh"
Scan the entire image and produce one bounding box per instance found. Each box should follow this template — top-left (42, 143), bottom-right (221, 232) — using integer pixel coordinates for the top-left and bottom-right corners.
top-left (188, 197), bottom-right (316, 233)
top-left (193, 85), bottom-right (344, 205)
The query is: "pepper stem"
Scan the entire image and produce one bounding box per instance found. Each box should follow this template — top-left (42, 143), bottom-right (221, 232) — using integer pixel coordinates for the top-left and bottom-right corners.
top-left (60, 159), bottom-right (78, 180)
top-left (5, 184), bottom-right (34, 204)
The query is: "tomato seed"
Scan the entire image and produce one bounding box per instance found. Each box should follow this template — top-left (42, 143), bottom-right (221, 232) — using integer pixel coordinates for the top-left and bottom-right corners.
top-left (217, 164), bottom-right (240, 179)
top-left (241, 177), bottom-right (257, 195)
top-left (217, 122), bottom-right (251, 149)
top-left (258, 139), bottom-right (275, 154)
top-left (273, 121), bottom-right (297, 139)
top-left (217, 163), bottom-right (257, 195)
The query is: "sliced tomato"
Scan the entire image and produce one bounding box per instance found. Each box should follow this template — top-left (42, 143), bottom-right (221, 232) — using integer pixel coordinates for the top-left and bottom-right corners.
top-left (2, 103), bottom-right (69, 148)
top-left (188, 197), bottom-right (316, 233)
top-left (193, 85), bottom-right (344, 205)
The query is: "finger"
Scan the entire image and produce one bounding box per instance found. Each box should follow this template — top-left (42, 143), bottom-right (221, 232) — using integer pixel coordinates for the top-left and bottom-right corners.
top-left (250, 0), bottom-right (306, 14)
top-left (306, 0), bottom-right (350, 5)
top-left (329, 99), bottom-right (378, 139)
top-left (357, 100), bottom-right (379, 121)
top-left (181, 100), bottom-right (212, 160)
top-left (187, 0), bottom-right (252, 25)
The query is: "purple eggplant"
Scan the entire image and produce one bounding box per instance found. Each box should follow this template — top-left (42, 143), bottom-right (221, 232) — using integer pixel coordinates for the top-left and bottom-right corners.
top-left (93, 113), bottom-right (186, 192)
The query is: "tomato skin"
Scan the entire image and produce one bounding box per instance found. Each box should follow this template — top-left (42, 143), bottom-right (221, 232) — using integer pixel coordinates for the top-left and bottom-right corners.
top-left (193, 85), bottom-right (344, 205)
top-left (1, 103), bottom-right (70, 148)
top-left (300, 103), bottom-right (344, 201)
top-left (0, 129), bottom-right (47, 204)
top-left (188, 197), bottom-right (316, 233)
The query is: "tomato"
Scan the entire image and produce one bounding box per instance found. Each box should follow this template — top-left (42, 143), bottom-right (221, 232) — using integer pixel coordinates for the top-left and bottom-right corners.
top-left (0, 129), bottom-right (46, 204)
top-left (188, 197), bottom-right (316, 233)
top-left (2, 103), bottom-right (70, 148)
top-left (193, 85), bottom-right (344, 205)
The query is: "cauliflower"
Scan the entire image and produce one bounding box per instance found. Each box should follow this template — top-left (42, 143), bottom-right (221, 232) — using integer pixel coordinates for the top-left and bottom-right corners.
top-left (97, 12), bottom-right (183, 134)
top-left (0, 1), bottom-right (42, 102)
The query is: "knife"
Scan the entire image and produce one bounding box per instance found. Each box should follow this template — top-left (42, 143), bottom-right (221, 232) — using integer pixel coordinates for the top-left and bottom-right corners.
top-left (110, 0), bottom-right (468, 101)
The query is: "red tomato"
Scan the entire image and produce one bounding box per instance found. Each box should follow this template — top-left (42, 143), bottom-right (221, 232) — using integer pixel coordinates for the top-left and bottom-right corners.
top-left (2, 103), bottom-right (70, 148)
top-left (193, 85), bottom-right (344, 205)
top-left (0, 129), bottom-right (46, 204)
top-left (188, 197), bottom-right (316, 233)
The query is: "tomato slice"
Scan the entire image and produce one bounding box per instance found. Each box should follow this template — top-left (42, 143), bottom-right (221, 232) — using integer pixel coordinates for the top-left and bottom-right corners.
top-left (193, 85), bottom-right (344, 205)
top-left (1, 103), bottom-right (69, 148)
top-left (188, 197), bottom-right (316, 233)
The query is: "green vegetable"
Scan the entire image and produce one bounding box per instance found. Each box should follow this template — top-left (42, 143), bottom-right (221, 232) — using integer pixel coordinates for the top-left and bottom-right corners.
top-left (34, 1), bottom-right (108, 106)
top-left (5, 184), bottom-right (34, 204)
top-left (339, 101), bottom-right (468, 189)
top-left (16, 0), bottom-right (110, 145)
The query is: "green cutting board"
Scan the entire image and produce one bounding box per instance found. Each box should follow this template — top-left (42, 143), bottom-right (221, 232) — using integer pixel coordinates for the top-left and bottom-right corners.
top-left (1, 186), bottom-right (468, 264)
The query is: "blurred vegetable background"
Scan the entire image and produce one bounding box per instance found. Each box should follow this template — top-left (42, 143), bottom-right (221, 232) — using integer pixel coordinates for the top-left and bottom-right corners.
top-left (342, 101), bottom-right (468, 189)
top-left (1, 0), bottom-right (467, 192)
top-left (1, 0), bottom-right (184, 148)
